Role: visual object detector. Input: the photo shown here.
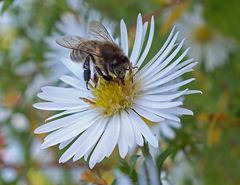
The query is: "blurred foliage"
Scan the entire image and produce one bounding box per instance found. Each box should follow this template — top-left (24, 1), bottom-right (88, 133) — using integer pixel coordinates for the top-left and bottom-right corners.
top-left (0, 0), bottom-right (14, 14)
top-left (203, 0), bottom-right (240, 42)
top-left (0, 0), bottom-right (240, 184)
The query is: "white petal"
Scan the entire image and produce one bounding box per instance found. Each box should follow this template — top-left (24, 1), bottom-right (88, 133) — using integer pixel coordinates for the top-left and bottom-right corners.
top-left (89, 115), bottom-right (120, 168)
top-left (137, 31), bottom-right (179, 79)
top-left (139, 89), bottom-right (188, 102)
top-left (136, 16), bottom-right (155, 68)
top-left (115, 171), bottom-right (133, 185)
top-left (146, 47), bottom-right (191, 85)
top-left (143, 39), bottom-right (187, 84)
top-left (154, 111), bottom-right (180, 122)
top-left (120, 20), bottom-right (128, 56)
top-left (33, 102), bottom-right (89, 111)
top-left (138, 165), bottom-right (147, 185)
top-left (166, 120), bottom-right (181, 128)
top-left (59, 138), bottom-right (74, 150)
top-left (34, 109), bottom-right (90, 133)
top-left (106, 116), bottom-right (120, 157)
top-left (160, 123), bottom-right (175, 139)
top-left (129, 109), bottom-right (158, 147)
top-left (127, 110), bottom-right (144, 146)
top-left (137, 26), bottom-right (176, 77)
top-left (134, 98), bottom-right (183, 109)
top-left (60, 75), bottom-right (86, 90)
top-left (40, 86), bottom-right (89, 99)
top-left (45, 109), bottom-right (86, 122)
top-left (170, 58), bottom-right (194, 72)
top-left (122, 111), bottom-right (135, 148)
top-left (61, 58), bottom-right (83, 79)
top-left (185, 90), bottom-right (202, 94)
top-left (41, 111), bottom-right (99, 148)
top-left (132, 105), bottom-right (164, 122)
top-left (37, 92), bottom-right (83, 103)
top-left (164, 107), bottom-right (193, 116)
top-left (140, 78), bottom-right (195, 95)
top-left (138, 22), bottom-right (148, 59)
top-left (83, 144), bottom-right (95, 161)
top-left (130, 14), bottom-right (143, 65)
top-left (146, 158), bottom-right (160, 185)
top-left (155, 56), bottom-right (194, 83)
top-left (133, 104), bottom-right (180, 122)
top-left (118, 114), bottom-right (128, 158)
top-left (142, 62), bottom-right (198, 90)
top-left (72, 118), bottom-right (107, 162)
top-left (59, 117), bottom-right (103, 163)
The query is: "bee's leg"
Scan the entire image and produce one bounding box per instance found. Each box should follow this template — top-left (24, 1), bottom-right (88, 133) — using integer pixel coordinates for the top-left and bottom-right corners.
top-left (120, 78), bottom-right (125, 85)
top-left (129, 63), bottom-right (138, 82)
top-left (107, 62), bottom-right (114, 76)
top-left (93, 72), bottom-right (99, 88)
top-left (95, 66), bottom-right (112, 82)
top-left (103, 65), bottom-right (115, 82)
top-left (128, 63), bottom-right (134, 83)
top-left (83, 56), bottom-right (91, 90)
top-left (129, 62), bottom-right (133, 74)
top-left (106, 62), bottom-right (121, 85)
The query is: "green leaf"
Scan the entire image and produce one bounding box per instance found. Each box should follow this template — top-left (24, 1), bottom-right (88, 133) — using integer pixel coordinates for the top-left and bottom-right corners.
top-left (118, 157), bottom-right (138, 183)
top-left (130, 154), bottom-right (140, 173)
top-left (1, 0), bottom-right (14, 14)
top-left (156, 148), bottom-right (176, 179)
top-left (119, 159), bottom-right (130, 174)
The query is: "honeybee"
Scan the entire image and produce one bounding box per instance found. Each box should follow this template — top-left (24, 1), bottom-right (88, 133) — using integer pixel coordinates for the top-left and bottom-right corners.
top-left (56, 21), bottom-right (134, 89)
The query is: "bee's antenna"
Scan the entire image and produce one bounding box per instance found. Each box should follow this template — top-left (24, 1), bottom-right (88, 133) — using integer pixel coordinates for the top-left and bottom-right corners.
top-left (125, 66), bottom-right (138, 70)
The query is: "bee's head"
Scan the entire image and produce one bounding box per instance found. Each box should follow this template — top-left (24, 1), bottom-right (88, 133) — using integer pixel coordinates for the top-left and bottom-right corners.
top-left (111, 55), bottom-right (129, 79)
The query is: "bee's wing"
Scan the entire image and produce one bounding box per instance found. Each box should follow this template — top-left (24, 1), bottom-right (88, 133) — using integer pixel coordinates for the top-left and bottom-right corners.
top-left (56, 35), bottom-right (86, 49)
top-left (56, 35), bottom-right (102, 57)
top-left (88, 21), bottom-right (114, 43)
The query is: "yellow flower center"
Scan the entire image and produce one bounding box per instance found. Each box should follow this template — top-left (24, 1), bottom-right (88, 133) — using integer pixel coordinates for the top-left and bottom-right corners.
top-left (81, 73), bottom-right (141, 117)
top-left (193, 26), bottom-right (213, 44)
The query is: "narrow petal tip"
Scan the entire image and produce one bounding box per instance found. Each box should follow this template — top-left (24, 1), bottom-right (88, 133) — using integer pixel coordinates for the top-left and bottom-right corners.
top-left (89, 161), bottom-right (96, 169)
top-left (34, 127), bottom-right (42, 134)
top-left (150, 138), bottom-right (158, 148)
top-left (40, 143), bottom-right (48, 150)
top-left (32, 103), bottom-right (40, 109)
top-left (119, 147), bottom-right (128, 159)
top-left (120, 19), bottom-right (124, 24)
top-left (59, 156), bottom-right (67, 163)
top-left (151, 15), bottom-right (154, 22)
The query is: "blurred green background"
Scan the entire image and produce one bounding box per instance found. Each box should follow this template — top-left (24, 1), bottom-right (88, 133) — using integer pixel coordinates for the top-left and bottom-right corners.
top-left (0, 0), bottom-right (239, 184)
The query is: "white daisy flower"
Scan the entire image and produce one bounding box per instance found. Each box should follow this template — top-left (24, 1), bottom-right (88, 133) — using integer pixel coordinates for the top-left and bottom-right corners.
top-left (176, 4), bottom-right (234, 72)
top-left (34, 14), bottom-right (200, 168)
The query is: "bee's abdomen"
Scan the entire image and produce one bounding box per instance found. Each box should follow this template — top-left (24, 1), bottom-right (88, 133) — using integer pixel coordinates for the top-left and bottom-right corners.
top-left (70, 49), bottom-right (86, 62)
